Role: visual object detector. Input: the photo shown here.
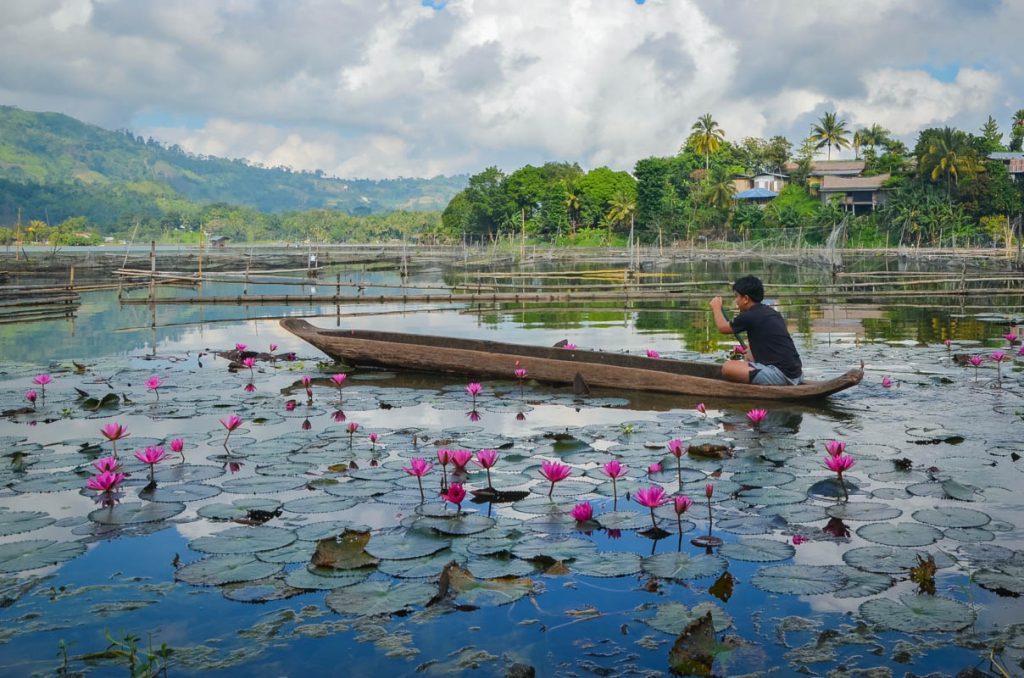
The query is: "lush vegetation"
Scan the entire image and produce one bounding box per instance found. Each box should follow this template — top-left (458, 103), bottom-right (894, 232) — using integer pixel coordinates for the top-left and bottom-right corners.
top-left (2, 105), bottom-right (1023, 248)
top-left (0, 106), bottom-right (461, 243)
top-left (442, 111), bottom-right (1024, 248)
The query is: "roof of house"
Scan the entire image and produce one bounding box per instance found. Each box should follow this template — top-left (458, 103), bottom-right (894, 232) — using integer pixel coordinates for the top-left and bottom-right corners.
top-left (819, 173), bottom-right (891, 191)
top-left (752, 172), bottom-right (789, 179)
top-left (209, 235), bottom-right (230, 242)
top-left (784, 160), bottom-right (865, 174)
top-left (734, 187), bottom-right (779, 200)
top-left (989, 152), bottom-right (1024, 160)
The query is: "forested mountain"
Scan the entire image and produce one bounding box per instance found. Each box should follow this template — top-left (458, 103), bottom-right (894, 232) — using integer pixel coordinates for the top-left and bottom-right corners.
top-left (0, 106), bottom-right (466, 227)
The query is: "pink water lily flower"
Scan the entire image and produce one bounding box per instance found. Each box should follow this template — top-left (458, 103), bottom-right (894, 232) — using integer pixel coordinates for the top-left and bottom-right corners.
top-left (696, 402), bottom-right (706, 416)
top-left (746, 408), bottom-right (768, 426)
top-left (792, 534), bottom-right (807, 545)
top-left (968, 355), bottom-right (984, 367)
top-left (646, 349), bottom-right (660, 359)
top-left (734, 345), bottom-right (746, 354)
top-left (666, 438), bottom-right (686, 490)
top-left (563, 343), bottom-right (577, 350)
top-left (600, 461), bottom-right (625, 516)
top-left (220, 415), bottom-right (242, 447)
top-left (540, 460), bottom-right (572, 497)
top-left (346, 422), bottom-right (359, 434)
top-left (32, 374), bottom-right (52, 391)
top-left (1004, 333), bottom-right (1019, 345)
top-left (824, 440), bottom-right (846, 457)
top-left (436, 448), bottom-right (452, 487)
top-left (441, 482), bottom-right (466, 512)
top-left (100, 423), bottom-right (129, 457)
top-left (824, 453), bottom-right (855, 501)
top-left (647, 462), bottom-right (662, 475)
top-left (301, 375), bottom-right (313, 401)
top-left (992, 351), bottom-right (1007, 362)
top-left (242, 357), bottom-right (256, 369)
top-left (635, 485), bottom-right (669, 531)
top-left (450, 449), bottom-right (473, 471)
top-left (169, 438), bottom-right (185, 460)
top-left (86, 471), bottom-right (125, 493)
top-left (570, 502), bottom-right (593, 522)
top-left (25, 390), bottom-right (37, 408)
top-left (235, 343), bottom-right (247, 352)
top-left (369, 432), bottom-right (379, 449)
top-left (244, 382), bottom-right (257, 393)
top-left (93, 456), bottom-right (121, 473)
top-left (673, 495), bottom-right (693, 534)
top-left (705, 483), bottom-right (714, 499)
top-left (944, 338), bottom-right (952, 348)
top-left (285, 399), bottom-right (297, 411)
top-left (881, 375), bottom-right (893, 388)
top-left (514, 368), bottom-right (527, 380)
top-left (330, 373), bottom-right (347, 387)
top-left (135, 446), bottom-right (170, 484)
top-left (475, 449), bottom-right (499, 489)
top-left (465, 382), bottom-right (482, 408)
top-left (269, 343), bottom-right (278, 352)
top-left (403, 457), bottom-right (433, 501)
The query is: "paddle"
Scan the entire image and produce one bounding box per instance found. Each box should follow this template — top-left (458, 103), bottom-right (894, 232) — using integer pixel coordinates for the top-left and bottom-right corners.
top-left (721, 305), bottom-right (747, 351)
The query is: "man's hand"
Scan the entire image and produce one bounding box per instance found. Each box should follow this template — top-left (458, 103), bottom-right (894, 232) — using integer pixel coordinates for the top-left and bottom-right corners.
top-left (709, 296), bottom-right (732, 334)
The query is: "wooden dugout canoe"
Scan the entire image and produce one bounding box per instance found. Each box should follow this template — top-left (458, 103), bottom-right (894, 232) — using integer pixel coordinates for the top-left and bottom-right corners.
top-left (281, 318), bottom-right (863, 401)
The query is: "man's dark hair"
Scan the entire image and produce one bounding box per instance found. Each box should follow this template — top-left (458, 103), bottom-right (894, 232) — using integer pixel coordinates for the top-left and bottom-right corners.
top-left (732, 275), bottom-right (764, 302)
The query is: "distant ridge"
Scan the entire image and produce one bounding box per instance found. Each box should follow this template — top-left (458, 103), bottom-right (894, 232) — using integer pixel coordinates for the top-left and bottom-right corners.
top-left (0, 105), bottom-right (466, 219)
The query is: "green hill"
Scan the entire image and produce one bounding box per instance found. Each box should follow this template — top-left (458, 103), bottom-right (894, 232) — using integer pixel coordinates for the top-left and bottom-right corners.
top-left (0, 105), bottom-right (466, 224)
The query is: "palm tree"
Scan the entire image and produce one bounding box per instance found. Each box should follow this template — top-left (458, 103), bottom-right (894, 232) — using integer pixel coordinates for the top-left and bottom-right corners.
top-left (563, 181), bottom-right (580, 235)
top-left (606, 191), bottom-right (636, 248)
top-left (921, 127), bottom-right (982, 197)
top-left (1010, 109), bottom-right (1024, 152)
top-left (852, 130), bottom-right (863, 160)
top-left (689, 114), bottom-right (725, 170)
top-left (861, 124), bottom-right (890, 153)
top-left (809, 112), bottom-right (851, 160)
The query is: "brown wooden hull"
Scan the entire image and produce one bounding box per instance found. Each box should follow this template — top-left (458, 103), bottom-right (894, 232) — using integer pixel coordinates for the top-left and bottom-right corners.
top-left (280, 319), bottom-right (863, 401)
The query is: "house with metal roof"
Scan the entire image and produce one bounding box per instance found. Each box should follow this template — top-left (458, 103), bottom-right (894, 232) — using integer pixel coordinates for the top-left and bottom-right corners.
top-left (817, 173), bottom-right (891, 215)
top-left (734, 187), bottom-right (778, 206)
top-left (988, 152), bottom-right (1024, 175)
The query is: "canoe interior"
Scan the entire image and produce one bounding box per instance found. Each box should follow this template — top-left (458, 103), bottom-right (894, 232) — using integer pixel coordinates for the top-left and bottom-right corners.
top-left (281, 318), bottom-right (863, 400)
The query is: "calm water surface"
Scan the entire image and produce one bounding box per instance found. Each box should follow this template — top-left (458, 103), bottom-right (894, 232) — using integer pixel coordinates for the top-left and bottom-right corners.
top-left (0, 257), bottom-right (1022, 677)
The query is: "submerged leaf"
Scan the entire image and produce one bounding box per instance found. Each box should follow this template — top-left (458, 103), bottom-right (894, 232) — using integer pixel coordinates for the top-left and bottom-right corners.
top-left (667, 611), bottom-right (714, 676)
top-left (310, 529), bottom-right (378, 570)
top-left (859, 593), bottom-right (975, 632)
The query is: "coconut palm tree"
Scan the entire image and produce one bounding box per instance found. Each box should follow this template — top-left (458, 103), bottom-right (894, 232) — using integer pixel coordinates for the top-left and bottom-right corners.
top-left (689, 114), bottom-right (725, 171)
top-left (606, 191), bottom-right (636, 246)
top-left (852, 130), bottom-right (863, 160)
top-left (1010, 109), bottom-right (1024, 152)
top-left (563, 181), bottom-right (581, 235)
top-left (809, 112), bottom-right (851, 160)
top-left (920, 127), bottom-right (982, 197)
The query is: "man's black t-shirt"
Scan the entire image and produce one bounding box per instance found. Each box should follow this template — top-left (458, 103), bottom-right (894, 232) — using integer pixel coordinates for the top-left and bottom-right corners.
top-left (729, 303), bottom-right (802, 379)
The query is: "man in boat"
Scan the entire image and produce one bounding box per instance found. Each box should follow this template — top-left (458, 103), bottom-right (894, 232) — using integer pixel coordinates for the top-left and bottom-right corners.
top-left (709, 275), bottom-right (802, 385)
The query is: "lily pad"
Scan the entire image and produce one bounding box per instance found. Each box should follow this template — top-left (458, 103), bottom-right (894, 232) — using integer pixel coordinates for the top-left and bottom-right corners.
top-left (718, 538), bottom-right (795, 563)
top-left (175, 555), bottom-right (282, 586)
top-left (365, 532), bottom-right (451, 560)
top-left (974, 563), bottom-right (1024, 595)
top-left (641, 601), bottom-right (733, 634)
top-left (833, 566), bottom-right (895, 598)
top-left (281, 496), bottom-right (358, 514)
top-left (139, 483), bottom-right (221, 503)
top-left (750, 565), bottom-right (847, 595)
top-left (0, 510), bottom-right (55, 536)
top-left (284, 566), bottom-right (372, 590)
top-left (825, 502), bottom-right (902, 522)
top-left (511, 537), bottom-right (596, 562)
top-left (842, 546), bottom-right (956, 574)
top-left (446, 563), bottom-right (534, 607)
top-left (414, 514), bottom-right (496, 536)
top-left (189, 526), bottom-right (297, 555)
top-left (198, 498), bottom-right (282, 521)
top-left (859, 593), bottom-right (976, 632)
top-left (856, 522), bottom-right (943, 547)
top-left (0, 539), bottom-right (86, 572)
top-left (912, 507), bottom-right (990, 529)
top-left (570, 551), bottom-right (643, 577)
top-left (714, 514), bottom-right (784, 535)
top-left (641, 552), bottom-right (728, 580)
top-left (222, 576), bottom-right (306, 602)
top-left (325, 580), bottom-right (434, 617)
top-left (377, 551), bottom-right (456, 578)
top-left (88, 501), bottom-right (186, 525)
top-left (737, 488), bottom-right (806, 506)
top-left (220, 475), bottom-right (308, 494)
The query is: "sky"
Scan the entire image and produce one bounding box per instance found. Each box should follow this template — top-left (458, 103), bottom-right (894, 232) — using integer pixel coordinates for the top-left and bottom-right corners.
top-left (1, 0), bottom-right (1021, 180)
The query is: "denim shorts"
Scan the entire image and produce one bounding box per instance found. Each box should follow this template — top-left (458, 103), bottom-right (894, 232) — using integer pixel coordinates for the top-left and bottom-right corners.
top-left (750, 363), bottom-right (802, 386)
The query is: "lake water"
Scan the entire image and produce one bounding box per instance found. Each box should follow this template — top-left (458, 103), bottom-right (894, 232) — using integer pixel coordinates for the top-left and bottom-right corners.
top-left (1, 254), bottom-right (1022, 677)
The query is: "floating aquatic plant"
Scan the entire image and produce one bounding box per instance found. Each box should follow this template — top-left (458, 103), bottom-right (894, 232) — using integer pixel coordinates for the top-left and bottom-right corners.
top-left (635, 485), bottom-right (669, 531)
top-left (436, 448), bottom-right (451, 489)
top-left (824, 440), bottom-right (846, 457)
top-left (346, 421), bottom-right (359, 446)
top-left (514, 366), bottom-right (527, 395)
top-left (824, 453), bottom-right (855, 501)
top-left (330, 373), bottom-right (346, 403)
top-left (746, 408), bottom-right (767, 427)
top-left (881, 375), bottom-right (893, 388)
top-left (441, 482), bottom-right (465, 514)
top-left (301, 375), bottom-right (313, 403)
top-left (968, 354), bottom-right (983, 380)
top-left (134, 446), bottom-right (170, 486)
top-left (32, 374), bottom-right (52, 399)
top-left (100, 422), bottom-right (129, 458)
top-left (646, 349), bottom-right (660, 358)
top-left (402, 458), bottom-right (433, 501)
top-left (563, 343), bottom-right (577, 350)
top-left (991, 350), bottom-right (1007, 382)
top-left (465, 382), bottom-right (482, 409)
top-left (673, 495), bottom-right (693, 536)
top-left (86, 470), bottom-right (125, 493)
top-left (474, 449), bottom-right (498, 490)
top-left (540, 460), bottom-right (572, 498)
top-left (696, 402), bottom-right (706, 417)
top-left (601, 459), bottom-right (628, 505)
top-left (220, 414), bottom-right (242, 448)
top-left (667, 438), bottom-right (685, 491)
top-left (24, 390), bottom-right (36, 409)
top-left (369, 432), bottom-right (379, 450)
top-left (570, 502), bottom-right (593, 522)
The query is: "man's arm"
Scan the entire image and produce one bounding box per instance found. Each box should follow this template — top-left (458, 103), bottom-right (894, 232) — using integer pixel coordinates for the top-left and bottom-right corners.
top-left (709, 296), bottom-right (734, 335)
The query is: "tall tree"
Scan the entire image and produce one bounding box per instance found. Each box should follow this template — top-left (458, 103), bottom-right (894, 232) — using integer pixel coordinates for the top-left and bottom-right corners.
top-left (979, 115), bottom-right (1004, 152)
top-left (606, 190), bottom-right (636, 243)
top-left (860, 124), bottom-right (890, 153)
top-left (1010, 109), bottom-right (1024, 152)
top-left (809, 112), bottom-right (851, 160)
top-left (688, 114), bottom-right (725, 171)
top-left (918, 127), bottom-right (983, 197)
